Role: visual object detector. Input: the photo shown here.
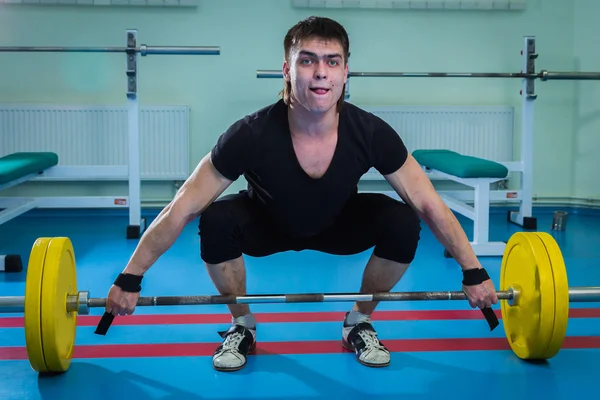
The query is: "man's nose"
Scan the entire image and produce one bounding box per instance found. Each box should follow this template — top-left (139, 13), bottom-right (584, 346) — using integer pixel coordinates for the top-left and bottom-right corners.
top-left (314, 61), bottom-right (327, 79)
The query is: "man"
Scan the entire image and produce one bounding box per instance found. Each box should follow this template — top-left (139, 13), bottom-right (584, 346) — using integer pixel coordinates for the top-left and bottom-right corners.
top-left (104, 16), bottom-right (498, 372)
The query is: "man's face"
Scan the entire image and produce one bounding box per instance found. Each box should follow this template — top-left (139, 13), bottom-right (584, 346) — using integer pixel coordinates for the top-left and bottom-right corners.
top-left (283, 36), bottom-right (348, 114)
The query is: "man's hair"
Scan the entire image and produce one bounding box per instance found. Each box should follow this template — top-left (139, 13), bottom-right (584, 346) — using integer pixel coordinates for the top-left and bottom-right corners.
top-left (280, 16), bottom-right (350, 112)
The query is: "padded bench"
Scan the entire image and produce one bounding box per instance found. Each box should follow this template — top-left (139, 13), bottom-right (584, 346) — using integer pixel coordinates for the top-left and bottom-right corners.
top-left (0, 152), bottom-right (58, 185)
top-left (412, 149), bottom-right (509, 257)
top-left (412, 149), bottom-right (508, 179)
top-left (0, 152), bottom-right (58, 272)
top-left (0, 152), bottom-right (59, 225)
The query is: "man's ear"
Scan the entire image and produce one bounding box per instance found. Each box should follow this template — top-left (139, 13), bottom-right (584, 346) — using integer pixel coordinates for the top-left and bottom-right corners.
top-left (282, 60), bottom-right (291, 82)
top-left (344, 62), bottom-right (349, 84)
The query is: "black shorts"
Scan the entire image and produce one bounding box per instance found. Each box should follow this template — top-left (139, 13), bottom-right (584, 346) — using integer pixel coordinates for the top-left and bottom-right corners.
top-left (198, 190), bottom-right (421, 265)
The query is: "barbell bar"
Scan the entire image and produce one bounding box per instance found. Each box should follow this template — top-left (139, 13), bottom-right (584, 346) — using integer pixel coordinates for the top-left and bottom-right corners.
top-left (4, 286), bottom-right (600, 314)
top-left (67, 286), bottom-right (600, 304)
top-left (3, 231), bottom-right (598, 373)
top-left (0, 45), bottom-right (220, 56)
top-left (255, 69), bottom-right (600, 81)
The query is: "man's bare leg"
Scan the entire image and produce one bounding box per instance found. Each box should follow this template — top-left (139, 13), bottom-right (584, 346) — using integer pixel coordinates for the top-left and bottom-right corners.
top-left (205, 255), bottom-right (257, 372)
top-left (204, 255), bottom-right (250, 318)
top-left (342, 252), bottom-right (409, 368)
top-left (353, 253), bottom-right (410, 315)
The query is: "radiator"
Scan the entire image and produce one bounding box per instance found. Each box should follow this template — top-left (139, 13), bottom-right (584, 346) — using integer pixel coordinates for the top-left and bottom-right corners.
top-left (0, 104), bottom-right (190, 180)
top-left (360, 105), bottom-right (514, 162)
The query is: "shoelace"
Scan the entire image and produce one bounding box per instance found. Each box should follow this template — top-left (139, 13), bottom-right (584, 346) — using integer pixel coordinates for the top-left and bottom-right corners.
top-left (220, 332), bottom-right (244, 352)
top-left (358, 330), bottom-right (386, 350)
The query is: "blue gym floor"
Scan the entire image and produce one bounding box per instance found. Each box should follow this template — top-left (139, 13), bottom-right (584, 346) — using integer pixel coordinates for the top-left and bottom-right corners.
top-left (1, 204), bottom-right (599, 399)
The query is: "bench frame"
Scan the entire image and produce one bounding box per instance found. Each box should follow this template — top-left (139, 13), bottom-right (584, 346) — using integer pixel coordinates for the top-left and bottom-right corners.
top-left (421, 167), bottom-right (517, 257)
top-left (0, 165), bottom-right (139, 223)
top-left (0, 172), bottom-right (43, 226)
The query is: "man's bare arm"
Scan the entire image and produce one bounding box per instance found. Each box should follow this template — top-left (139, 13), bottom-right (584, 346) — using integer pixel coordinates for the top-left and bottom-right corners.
top-left (123, 152), bottom-right (233, 276)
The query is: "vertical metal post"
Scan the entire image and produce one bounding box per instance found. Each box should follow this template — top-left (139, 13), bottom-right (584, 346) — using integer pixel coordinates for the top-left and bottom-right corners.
top-left (126, 29), bottom-right (145, 239)
top-left (509, 36), bottom-right (538, 230)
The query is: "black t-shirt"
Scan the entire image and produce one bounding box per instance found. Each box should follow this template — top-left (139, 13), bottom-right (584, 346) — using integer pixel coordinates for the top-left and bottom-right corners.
top-left (211, 99), bottom-right (408, 238)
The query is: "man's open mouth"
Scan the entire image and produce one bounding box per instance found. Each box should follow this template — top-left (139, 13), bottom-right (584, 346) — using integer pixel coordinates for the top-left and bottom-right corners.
top-left (310, 88), bottom-right (330, 95)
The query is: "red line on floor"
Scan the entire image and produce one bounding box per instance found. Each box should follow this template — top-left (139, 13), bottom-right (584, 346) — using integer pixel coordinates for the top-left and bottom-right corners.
top-left (1, 336), bottom-right (599, 361)
top-left (2, 308), bottom-right (599, 328)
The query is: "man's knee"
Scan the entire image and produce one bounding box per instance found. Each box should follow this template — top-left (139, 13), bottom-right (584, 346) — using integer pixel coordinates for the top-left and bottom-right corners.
top-left (375, 201), bottom-right (421, 264)
top-left (199, 198), bottom-right (240, 238)
top-left (198, 198), bottom-right (243, 264)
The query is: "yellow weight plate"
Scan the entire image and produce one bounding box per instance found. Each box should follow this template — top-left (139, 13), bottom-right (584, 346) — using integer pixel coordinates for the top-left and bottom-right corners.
top-left (500, 232), bottom-right (555, 359)
top-left (41, 237), bottom-right (78, 373)
top-left (24, 237), bottom-right (52, 373)
top-left (535, 232), bottom-right (569, 358)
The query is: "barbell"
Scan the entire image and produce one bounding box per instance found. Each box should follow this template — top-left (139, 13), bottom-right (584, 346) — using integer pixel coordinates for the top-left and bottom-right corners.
top-left (255, 69), bottom-right (600, 81)
top-left (0, 45), bottom-right (220, 56)
top-left (2, 231), bottom-right (600, 374)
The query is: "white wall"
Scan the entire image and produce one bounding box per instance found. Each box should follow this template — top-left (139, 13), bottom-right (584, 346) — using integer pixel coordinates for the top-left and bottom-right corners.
top-left (0, 0), bottom-right (590, 204)
top-left (572, 0), bottom-right (600, 201)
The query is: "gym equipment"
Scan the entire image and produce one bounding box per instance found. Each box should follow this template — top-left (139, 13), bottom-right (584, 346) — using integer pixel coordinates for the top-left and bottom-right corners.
top-left (411, 149), bottom-right (510, 257)
top-left (412, 150), bottom-right (509, 179)
top-left (0, 254), bottom-right (22, 273)
top-left (0, 152), bottom-right (59, 188)
top-left (256, 70), bottom-right (600, 80)
top-left (0, 32), bottom-right (220, 239)
top-left (1, 232), bottom-right (599, 373)
top-left (0, 45), bottom-right (219, 56)
top-left (0, 152), bottom-right (59, 226)
top-left (0, 152), bottom-right (59, 272)
top-left (257, 36), bottom-right (599, 257)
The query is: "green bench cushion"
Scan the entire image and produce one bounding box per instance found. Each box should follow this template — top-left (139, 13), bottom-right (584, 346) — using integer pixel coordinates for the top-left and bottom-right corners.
top-left (0, 152), bottom-right (59, 185)
top-left (412, 149), bottom-right (508, 179)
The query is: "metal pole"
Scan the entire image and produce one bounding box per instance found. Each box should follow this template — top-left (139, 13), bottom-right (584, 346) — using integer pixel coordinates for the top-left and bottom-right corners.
top-left (0, 45), bottom-right (220, 55)
top-left (510, 36), bottom-right (536, 229)
top-left (256, 69), bottom-right (600, 81)
top-left (348, 72), bottom-right (537, 78)
top-left (0, 46), bottom-right (126, 53)
top-left (126, 29), bottom-right (143, 239)
top-left (256, 70), bottom-right (539, 79)
top-left (85, 290), bottom-right (514, 308)
top-left (81, 286), bottom-right (600, 308)
top-left (540, 71), bottom-right (600, 81)
top-left (256, 70), bottom-right (284, 78)
top-left (141, 46), bottom-right (220, 56)
top-left (568, 287), bottom-right (600, 302)
top-left (0, 296), bottom-right (24, 313)
top-left (2, 287), bottom-right (600, 314)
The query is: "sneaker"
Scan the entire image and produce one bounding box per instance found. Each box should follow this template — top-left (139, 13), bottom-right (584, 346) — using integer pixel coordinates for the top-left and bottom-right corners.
top-left (212, 324), bottom-right (256, 372)
top-left (342, 317), bottom-right (390, 367)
